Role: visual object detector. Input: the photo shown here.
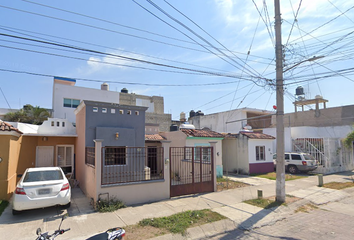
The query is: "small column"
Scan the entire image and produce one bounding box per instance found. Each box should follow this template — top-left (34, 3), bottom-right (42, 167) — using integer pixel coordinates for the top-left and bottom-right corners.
top-left (209, 141), bottom-right (218, 192)
top-left (94, 139), bottom-right (104, 203)
top-left (161, 141), bottom-right (171, 190)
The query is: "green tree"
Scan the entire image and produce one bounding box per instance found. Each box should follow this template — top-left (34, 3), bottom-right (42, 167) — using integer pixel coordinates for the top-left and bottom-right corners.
top-left (3, 105), bottom-right (50, 125)
top-left (344, 129), bottom-right (354, 149)
top-left (3, 110), bottom-right (28, 123)
top-left (24, 105), bottom-right (50, 125)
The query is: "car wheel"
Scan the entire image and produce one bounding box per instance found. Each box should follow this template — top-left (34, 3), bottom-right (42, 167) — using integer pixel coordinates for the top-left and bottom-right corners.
top-left (62, 202), bottom-right (71, 209)
top-left (12, 209), bottom-right (21, 215)
top-left (288, 165), bottom-right (298, 174)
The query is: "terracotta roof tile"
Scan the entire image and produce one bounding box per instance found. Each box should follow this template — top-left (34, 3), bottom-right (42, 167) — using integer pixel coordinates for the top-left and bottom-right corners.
top-left (145, 134), bottom-right (166, 141)
top-left (181, 129), bottom-right (224, 138)
top-left (0, 120), bottom-right (23, 134)
top-left (240, 131), bottom-right (275, 139)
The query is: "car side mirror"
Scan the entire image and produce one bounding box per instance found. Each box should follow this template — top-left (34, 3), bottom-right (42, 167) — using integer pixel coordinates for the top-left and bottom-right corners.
top-left (17, 174), bottom-right (23, 178)
top-left (36, 228), bottom-right (41, 235)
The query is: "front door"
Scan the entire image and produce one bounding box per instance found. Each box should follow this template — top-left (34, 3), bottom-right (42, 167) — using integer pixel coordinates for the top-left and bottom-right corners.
top-left (36, 146), bottom-right (54, 167)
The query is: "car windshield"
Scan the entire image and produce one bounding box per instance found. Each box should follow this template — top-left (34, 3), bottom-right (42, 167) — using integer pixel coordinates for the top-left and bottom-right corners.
top-left (303, 154), bottom-right (315, 160)
top-left (23, 170), bottom-right (64, 182)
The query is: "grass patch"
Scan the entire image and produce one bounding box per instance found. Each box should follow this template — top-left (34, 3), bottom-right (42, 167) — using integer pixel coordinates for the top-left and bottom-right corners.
top-left (0, 200), bottom-right (9, 216)
top-left (243, 195), bottom-right (300, 209)
top-left (96, 198), bottom-right (126, 212)
top-left (124, 209), bottom-right (226, 239)
top-left (295, 204), bottom-right (318, 213)
top-left (244, 198), bottom-right (286, 209)
top-left (323, 181), bottom-right (354, 190)
top-left (252, 172), bottom-right (306, 181)
top-left (217, 177), bottom-right (249, 191)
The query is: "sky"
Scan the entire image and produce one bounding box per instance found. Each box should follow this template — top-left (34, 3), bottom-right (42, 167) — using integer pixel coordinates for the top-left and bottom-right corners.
top-left (0, 0), bottom-right (353, 120)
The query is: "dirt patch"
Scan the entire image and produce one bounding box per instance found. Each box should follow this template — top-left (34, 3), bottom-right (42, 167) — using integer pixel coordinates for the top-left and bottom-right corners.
top-left (295, 203), bottom-right (318, 213)
top-left (125, 225), bottom-right (168, 240)
top-left (323, 181), bottom-right (354, 190)
top-left (217, 180), bottom-right (250, 191)
top-left (264, 195), bottom-right (301, 205)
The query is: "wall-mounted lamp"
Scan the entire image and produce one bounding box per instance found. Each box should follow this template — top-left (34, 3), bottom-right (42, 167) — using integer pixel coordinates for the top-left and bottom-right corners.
top-left (42, 137), bottom-right (48, 141)
top-left (115, 132), bottom-right (119, 140)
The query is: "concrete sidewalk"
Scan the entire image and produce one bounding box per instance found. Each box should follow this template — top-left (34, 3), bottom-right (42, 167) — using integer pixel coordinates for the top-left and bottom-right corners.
top-left (0, 171), bottom-right (353, 240)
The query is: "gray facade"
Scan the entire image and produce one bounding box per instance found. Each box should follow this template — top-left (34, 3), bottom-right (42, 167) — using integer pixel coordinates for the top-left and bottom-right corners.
top-left (82, 101), bottom-right (147, 147)
top-left (119, 92), bottom-right (172, 132)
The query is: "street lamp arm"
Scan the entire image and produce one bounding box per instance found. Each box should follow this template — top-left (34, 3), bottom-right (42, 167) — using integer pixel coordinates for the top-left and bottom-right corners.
top-left (283, 55), bottom-right (325, 73)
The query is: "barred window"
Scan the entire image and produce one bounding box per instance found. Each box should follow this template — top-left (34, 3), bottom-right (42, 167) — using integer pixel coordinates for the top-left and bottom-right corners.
top-left (105, 147), bottom-right (126, 165)
top-left (256, 146), bottom-right (265, 161)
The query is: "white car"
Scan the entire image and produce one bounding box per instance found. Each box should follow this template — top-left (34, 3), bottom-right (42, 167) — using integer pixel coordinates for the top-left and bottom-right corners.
top-left (273, 152), bottom-right (318, 174)
top-left (12, 167), bottom-right (71, 215)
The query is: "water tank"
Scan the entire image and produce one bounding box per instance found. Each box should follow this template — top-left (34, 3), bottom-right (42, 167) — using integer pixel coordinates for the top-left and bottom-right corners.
top-left (121, 88), bottom-right (128, 93)
top-left (101, 83), bottom-right (109, 91)
top-left (189, 110), bottom-right (196, 118)
top-left (180, 124), bottom-right (195, 130)
top-left (295, 86), bottom-right (304, 96)
top-left (196, 110), bottom-right (204, 116)
top-left (170, 124), bottom-right (178, 131)
top-left (180, 112), bottom-right (186, 122)
top-left (315, 95), bottom-right (323, 99)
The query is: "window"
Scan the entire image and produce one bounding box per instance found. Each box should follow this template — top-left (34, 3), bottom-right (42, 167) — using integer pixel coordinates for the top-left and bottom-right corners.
top-left (102, 108), bottom-right (107, 113)
top-left (119, 110), bottom-right (124, 114)
top-left (57, 145), bottom-right (74, 174)
top-left (63, 98), bottom-right (80, 108)
top-left (127, 110), bottom-right (132, 115)
top-left (256, 146), bottom-right (265, 161)
top-left (291, 154), bottom-right (302, 160)
top-left (105, 147), bottom-right (126, 165)
top-left (111, 109), bottom-right (116, 114)
top-left (57, 121), bottom-right (60, 127)
top-left (93, 107), bottom-right (98, 112)
top-left (51, 121), bottom-right (54, 126)
top-left (135, 111), bottom-right (139, 115)
top-left (195, 147), bottom-right (211, 162)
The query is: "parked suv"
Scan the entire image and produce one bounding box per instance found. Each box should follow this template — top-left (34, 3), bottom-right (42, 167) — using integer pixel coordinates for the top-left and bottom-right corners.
top-left (273, 152), bottom-right (318, 174)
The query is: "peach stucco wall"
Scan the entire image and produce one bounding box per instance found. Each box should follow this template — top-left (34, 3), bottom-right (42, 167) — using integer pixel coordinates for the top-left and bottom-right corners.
top-left (0, 134), bottom-right (21, 200)
top-left (75, 105), bottom-right (90, 196)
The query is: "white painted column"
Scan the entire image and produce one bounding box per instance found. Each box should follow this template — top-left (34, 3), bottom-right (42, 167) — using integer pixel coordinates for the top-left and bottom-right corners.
top-left (209, 141), bottom-right (217, 192)
top-left (94, 139), bottom-right (103, 202)
top-left (161, 140), bottom-right (171, 196)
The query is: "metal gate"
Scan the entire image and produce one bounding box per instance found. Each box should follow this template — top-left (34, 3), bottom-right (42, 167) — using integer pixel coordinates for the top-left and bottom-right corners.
top-left (170, 147), bottom-right (214, 197)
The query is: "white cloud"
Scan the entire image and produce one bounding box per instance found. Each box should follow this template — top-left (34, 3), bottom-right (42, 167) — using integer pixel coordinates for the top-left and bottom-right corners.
top-left (83, 49), bottom-right (146, 74)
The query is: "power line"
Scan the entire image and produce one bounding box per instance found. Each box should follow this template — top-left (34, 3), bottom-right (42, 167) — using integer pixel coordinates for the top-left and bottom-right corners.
top-left (251, 0), bottom-right (275, 47)
top-left (285, 0), bottom-right (303, 46)
top-left (132, 0), bottom-right (260, 78)
top-left (0, 32), bottom-right (271, 82)
top-left (0, 68), bottom-right (250, 87)
top-left (0, 24), bottom-right (275, 67)
top-left (0, 87), bottom-right (11, 109)
top-left (162, 0), bottom-right (262, 78)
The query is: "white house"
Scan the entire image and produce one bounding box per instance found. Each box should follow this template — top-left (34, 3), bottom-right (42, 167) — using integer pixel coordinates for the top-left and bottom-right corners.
top-left (52, 77), bottom-right (120, 124)
top-left (223, 131), bottom-right (275, 175)
top-left (188, 108), bottom-right (273, 133)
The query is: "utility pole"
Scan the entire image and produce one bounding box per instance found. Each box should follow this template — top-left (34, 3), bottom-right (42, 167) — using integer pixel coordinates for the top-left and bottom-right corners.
top-left (274, 0), bottom-right (285, 202)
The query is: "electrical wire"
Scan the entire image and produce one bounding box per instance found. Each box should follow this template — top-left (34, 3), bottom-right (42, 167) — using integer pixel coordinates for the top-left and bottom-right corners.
top-left (0, 68), bottom-right (251, 87)
top-left (132, 0), bottom-right (260, 78)
top-left (162, 0), bottom-right (262, 78)
top-left (0, 32), bottom-right (272, 82)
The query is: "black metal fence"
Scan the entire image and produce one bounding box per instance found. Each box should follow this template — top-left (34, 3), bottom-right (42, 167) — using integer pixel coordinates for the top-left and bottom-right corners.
top-left (85, 147), bottom-right (95, 166)
top-left (101, 146), bottom-right (164, 185)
